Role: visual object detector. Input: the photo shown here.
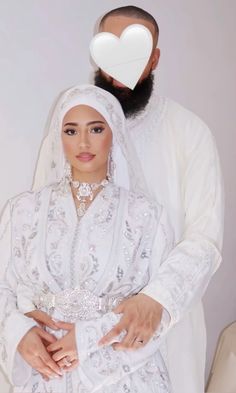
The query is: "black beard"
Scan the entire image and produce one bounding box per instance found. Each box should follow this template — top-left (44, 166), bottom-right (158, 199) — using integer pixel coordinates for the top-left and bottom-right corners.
top-left (94, 70), bottom-right (154, 118)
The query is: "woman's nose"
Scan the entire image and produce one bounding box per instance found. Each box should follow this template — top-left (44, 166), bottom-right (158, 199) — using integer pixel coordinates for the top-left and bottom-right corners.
top-left (78, 132), bottom-right (90, 148)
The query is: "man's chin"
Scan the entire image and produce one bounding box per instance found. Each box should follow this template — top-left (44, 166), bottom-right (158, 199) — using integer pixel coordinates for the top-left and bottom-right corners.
top-left (94, 70), bottom-right (154, 118)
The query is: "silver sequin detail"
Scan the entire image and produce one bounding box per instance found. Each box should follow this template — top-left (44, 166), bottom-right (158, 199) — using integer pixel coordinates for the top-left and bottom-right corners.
top-left (34, 288), bottom-right (124, 320)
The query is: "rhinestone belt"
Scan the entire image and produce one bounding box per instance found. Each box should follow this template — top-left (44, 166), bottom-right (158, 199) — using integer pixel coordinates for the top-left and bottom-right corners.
top-left (34, 288), bottom-right (123, 320)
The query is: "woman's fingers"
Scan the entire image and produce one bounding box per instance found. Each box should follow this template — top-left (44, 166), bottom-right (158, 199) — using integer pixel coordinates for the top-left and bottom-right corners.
top-left (52, 349), bottom-right (66, 362)
top-left (47, 325), bottom-right (76, 354)
top-left (25, 310), bottom-right (59, 330)
top-left (18, 327), bottom-right (63, 378)
top-left (47, 339), bottom-right (62, 353)
top-left (37, 327), bottom-right (57, 344)
top-left (54, 321), bottom-right (74, 331)
top-left (57, 358), bottom-right (79, 372)
top-left (36, 358), bottom-right (61, 379)
top-left (18, 325), bottom-right (79, 379)
top-left (40, 349), bottom-right (63, 376)
top-left (57, 357), bottom-right (72, 368)
top-left (62, 359), bottom-right (79, 372)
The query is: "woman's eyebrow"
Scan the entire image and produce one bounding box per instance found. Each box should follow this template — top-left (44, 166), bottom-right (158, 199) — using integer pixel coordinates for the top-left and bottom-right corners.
top-left (87, 120), bottom-right (105, 126)
top-left (63, 120), bottom-right (105, 127)
top-left (63, 122), bottom-right (78, 126)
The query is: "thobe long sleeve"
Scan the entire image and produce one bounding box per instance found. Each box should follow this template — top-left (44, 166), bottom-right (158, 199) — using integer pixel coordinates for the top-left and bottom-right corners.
top-left (76, 312), bottom-right (165, 392)
top-left (0, 202), bottom-right (36, 386)
top-left (75, 208), bottom-right (173, 391)
top-left (140, 120), bottom-right (224, 329)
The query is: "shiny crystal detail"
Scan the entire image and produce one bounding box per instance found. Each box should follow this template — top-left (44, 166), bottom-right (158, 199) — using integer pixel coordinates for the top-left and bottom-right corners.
top-left (77, 202), bottom-right (87, 217)
top-left (75, 183), bottom-right (94, 200)
top-left (34, 288), bottom-right (123, 320)
top-left (68, 177), bottom-right (109, 218)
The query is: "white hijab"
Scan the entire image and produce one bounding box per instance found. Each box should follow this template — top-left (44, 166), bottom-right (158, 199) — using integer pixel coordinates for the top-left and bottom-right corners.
top-left (32, 84), bottom-right (147, 195)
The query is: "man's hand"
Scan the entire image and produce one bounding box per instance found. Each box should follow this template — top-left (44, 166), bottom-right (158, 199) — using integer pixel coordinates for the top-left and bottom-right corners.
top-left (99, 293), bottom-right (163, 350)
top-left (17, 326), bottom-right (63, 379)
top-left (47, 322), bottom-right (79, 372)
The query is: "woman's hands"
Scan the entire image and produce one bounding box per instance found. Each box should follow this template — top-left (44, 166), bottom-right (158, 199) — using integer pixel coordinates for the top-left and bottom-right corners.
top-left (25, 310), bottom-right (60, 330)
top-left (17, 326), bottom-right (63, 380)
top-left (24, 311), bottom-right (79, 376)
top-left (47, 321), bottom-right (79, 372)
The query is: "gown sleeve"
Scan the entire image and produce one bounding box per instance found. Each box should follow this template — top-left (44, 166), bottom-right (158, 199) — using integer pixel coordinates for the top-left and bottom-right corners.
top-left (141, 120), bottom-right (224, 330)
top-left (75, 206), bottom-right (174, 391)
top-left (0, 201), bottom-right (37, 386)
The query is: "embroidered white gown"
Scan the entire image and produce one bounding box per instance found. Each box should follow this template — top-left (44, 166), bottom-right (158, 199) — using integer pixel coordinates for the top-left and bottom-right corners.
top-left (127, 93), bottom-right (224, 393)
top-left (0, 181), bottom-right (173, 393)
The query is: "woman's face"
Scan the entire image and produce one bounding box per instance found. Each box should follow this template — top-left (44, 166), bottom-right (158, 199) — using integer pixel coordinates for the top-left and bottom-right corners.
top-left (62, 105), bottom-right (112, 182)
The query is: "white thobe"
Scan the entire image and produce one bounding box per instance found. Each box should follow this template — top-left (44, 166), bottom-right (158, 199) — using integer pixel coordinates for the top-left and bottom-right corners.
top-left (126, 94), bottom-right (224, 393)
top-left (0, 182), bottom-right (174, 393)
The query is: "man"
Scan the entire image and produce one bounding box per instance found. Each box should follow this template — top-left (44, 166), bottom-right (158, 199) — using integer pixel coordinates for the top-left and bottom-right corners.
top-left (94, 6), bottom-right (224, 393)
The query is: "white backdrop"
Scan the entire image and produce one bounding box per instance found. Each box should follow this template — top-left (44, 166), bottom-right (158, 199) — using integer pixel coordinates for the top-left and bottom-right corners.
top-left (0, 1), bottom-right (235, 392)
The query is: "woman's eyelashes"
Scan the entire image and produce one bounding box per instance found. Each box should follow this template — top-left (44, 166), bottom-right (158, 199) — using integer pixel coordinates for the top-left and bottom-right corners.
top-left (63, 128), bottom-right (77, 136)
top-left (90, 126), bottom-right (105, 134)
top-left (63, 126), bottom-right (105, 136)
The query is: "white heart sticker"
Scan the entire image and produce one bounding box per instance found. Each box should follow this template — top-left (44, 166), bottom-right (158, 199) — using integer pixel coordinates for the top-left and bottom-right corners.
top-left (90, 24), bottom-right (153, 90)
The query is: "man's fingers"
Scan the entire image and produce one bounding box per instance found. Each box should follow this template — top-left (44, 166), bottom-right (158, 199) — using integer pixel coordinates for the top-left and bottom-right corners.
top-left (136, 330), bottom-right (152, 345)
top-left (113, 327), bottom-right (136, 350)
top-left (132, 340), bottom-right (146, 350)
top-left (116, 324), bottom-right (155, 350)
top-left (113, 301), bottom-right (125, 314)
top-left (98, 324), bottom-right (124, 346)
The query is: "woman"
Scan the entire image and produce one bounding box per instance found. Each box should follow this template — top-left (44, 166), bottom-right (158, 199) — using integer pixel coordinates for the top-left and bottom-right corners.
top-left (0, 85), bottom-right (173, 392)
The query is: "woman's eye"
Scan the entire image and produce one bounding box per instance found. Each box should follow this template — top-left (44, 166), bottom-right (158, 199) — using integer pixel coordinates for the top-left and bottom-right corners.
top-left (90, 127), bottom-right (104, 134)
top-left (64, 128), bottom-right (77, 136)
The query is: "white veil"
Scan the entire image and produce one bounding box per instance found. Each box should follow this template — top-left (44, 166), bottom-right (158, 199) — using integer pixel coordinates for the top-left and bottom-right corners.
top-left (32, 84), bottom-right (148, 195)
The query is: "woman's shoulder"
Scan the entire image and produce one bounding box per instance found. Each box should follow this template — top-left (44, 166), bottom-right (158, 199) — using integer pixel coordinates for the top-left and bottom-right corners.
top-left (9, 183), bottom-right (55, 212)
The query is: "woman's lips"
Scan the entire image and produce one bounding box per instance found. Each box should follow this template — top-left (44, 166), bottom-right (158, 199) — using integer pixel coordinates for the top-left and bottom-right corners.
top-left (76, 153), bottom-right (95, 162)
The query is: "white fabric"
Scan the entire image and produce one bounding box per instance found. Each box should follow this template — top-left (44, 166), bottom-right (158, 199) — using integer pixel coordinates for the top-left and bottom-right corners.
top-left (126, 93), bottom-right (224, 393)
top-left (0, 201), bottom-right (38, 386)
top-left (0, 84), bottom-right (224, 392)
top-left (0, 182), bottom-right (173, 392)
top-left (0, 85), bottom-right (175, 392)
